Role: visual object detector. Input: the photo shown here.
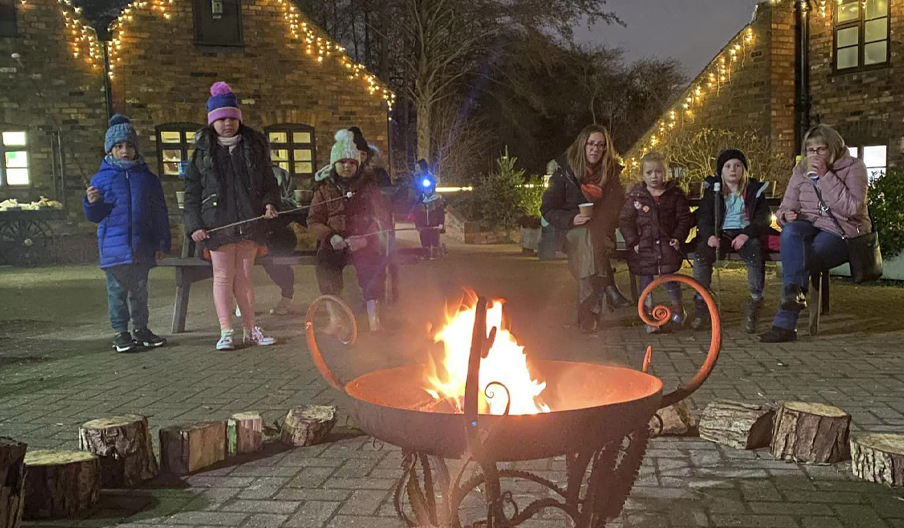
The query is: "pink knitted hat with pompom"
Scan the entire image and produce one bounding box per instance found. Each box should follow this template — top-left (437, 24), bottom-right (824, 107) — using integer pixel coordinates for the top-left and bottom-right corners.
top-left (207, 81), bottom-right (243, 124)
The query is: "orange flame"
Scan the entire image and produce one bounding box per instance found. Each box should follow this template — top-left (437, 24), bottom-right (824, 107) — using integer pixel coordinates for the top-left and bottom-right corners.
top-left (422, 291), bottom-right (550, 415)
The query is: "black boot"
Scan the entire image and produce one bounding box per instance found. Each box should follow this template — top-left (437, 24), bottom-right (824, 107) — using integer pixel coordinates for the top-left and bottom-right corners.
top-left (604, 284), bottom-right (632, 311)
top-left (759, 325), bottom-right (797, 343)
top-left (690, 299), bottom-right (709, 330)
top-left (780, 284), bottom-right (807, 312)
top-left (742, 299), bottom-right (763, 334)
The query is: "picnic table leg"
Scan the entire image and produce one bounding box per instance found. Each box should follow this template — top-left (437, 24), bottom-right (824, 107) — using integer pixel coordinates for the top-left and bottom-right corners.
top-left (629, 272), bottom-right (639, 305)
top-left (821, 271), bottom-right (830, 315)
top-left (172, 267), bottom-right (191, 334)
top-left (808, 273), bottom-right (822, 336)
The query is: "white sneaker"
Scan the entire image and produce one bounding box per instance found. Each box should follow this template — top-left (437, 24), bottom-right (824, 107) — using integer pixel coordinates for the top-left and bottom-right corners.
top-left (244, 326), bottom-right (277, 346)
top-left (235, 304), bottom-right (241, 318)
top-left (216, 329), bottom-right (236, 351)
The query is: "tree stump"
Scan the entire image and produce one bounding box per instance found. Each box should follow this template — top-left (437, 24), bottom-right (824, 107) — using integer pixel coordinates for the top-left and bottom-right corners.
top-left (699, 399), bottom-right (776, 450)
top-left (159, 421), bottom-right (226, 475)
top-left (23, 450), bottom-right (100, 519)
top-left (78, 414), bottom-right (159, 487)
top-left (0, 438), bottom-right (27, 528)
top-left (280, 406), bottom-right (338, 447)
top-left (227, 412), bottom-right (263, 456)
top-left (850, 433), bottom-right (904, 487)
top-left (649, 400), bottom-right (696, 436)
top-left (771, 401), bottom-right (851, 463)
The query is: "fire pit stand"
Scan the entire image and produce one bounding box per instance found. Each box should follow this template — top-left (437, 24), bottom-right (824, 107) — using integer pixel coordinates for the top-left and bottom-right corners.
top-left (305, 275), bottom-right (722, 528)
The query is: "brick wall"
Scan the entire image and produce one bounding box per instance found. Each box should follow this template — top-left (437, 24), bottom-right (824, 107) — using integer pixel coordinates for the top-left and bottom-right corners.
top-left (0, 0), bottom-right (107, 213)
top-left (806, 0), bottom-right (904, 166)
top-left (623, 2), bottom-right (796, 187)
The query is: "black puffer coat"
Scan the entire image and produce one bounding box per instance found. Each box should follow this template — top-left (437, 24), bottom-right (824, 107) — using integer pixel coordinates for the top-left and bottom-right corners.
top-left (696, 176), bottom-right (770, 240)
top-left (619, 181), bottom-right (693, 276)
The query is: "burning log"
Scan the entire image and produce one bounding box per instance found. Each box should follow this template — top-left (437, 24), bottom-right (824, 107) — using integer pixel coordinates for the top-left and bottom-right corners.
top-left (280, 406), bottom-right (337, 447)
top-left (159, 421), bottom-right (226, 475)
top-left (78, 414), bottom-right (159, 487)
top-left (227, 412), bottom-right (263, 456)
top-left (850, 433), bottom-right (904, 487)
top-left (771, 402), bottom-right (851, 463)
top-left (698, 399), bottom-right (775, 449)
top-left (23, 450), bottom-right (100, 519)
top-left (0, 438), bottom-right (26, 528)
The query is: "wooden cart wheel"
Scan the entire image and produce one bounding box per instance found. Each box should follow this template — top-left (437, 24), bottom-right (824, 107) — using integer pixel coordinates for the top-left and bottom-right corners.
top-left (0, 220), bottom-right (52, 266)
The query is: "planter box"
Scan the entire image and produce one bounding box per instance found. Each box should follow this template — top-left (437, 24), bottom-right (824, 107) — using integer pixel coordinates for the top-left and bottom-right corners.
top-left (520, 227), bottom-right (540, 252)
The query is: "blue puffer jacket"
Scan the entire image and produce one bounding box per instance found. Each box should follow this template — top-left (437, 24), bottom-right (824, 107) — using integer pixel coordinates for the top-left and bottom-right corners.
top-left (83, 158), bottom-right (171, 269)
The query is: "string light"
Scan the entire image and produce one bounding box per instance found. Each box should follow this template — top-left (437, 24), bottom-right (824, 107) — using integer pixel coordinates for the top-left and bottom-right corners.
top-left (55, 0), bottom-right (103, 71)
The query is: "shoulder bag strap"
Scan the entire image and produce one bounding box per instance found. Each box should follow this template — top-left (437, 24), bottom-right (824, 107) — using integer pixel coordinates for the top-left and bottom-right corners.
top-left (809, 180), bottom-right (847, 240)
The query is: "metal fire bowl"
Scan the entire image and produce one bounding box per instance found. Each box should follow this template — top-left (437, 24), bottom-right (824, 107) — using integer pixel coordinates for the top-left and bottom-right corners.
top-left (344, 360), bottom-right (663, 461)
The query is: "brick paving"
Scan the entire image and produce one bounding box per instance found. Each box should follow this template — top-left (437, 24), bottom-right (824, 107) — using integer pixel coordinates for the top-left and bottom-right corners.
top-left (2, 238), bottom-right (903, 527)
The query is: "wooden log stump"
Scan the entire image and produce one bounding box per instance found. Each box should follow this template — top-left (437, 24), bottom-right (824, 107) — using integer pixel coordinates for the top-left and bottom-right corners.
top-left (649, 401), bottom-right (696, 436)
top-left (227, 412), bottom-right (263, 456)
top-left (159, 421), bottom-right (226, 475)
top-left (78, 414), bottom-right (159, 487)
top-left (850, 433), bottom-right (904, 487)
top-left (280, 406), bottom-right (338, 447)
top-left (23, 450), bottom-right (100, 520)
top-left (699, 399), bottom-right (776, 450)
top-left (0, 438), bottom-right (27, 528)
top-left (771, 401), bottom-right (851, 463)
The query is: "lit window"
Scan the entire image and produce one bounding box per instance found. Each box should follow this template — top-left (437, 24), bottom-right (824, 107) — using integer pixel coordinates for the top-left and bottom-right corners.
top-left (863, 145), bottom-right (886, 182)
top-left (155, 123), bottom-right (202, 177)
top-left (835, 0), bottom-right (889, 71)
top-left (266, 125), bottom-right (316, 178)
top-left (0, 129), bottom-right (29, 186)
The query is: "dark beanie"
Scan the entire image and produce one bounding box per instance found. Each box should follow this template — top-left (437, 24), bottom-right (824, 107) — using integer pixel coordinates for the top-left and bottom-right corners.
top-left (348, 126), bottom-right (369, 153)
top-left (716, 149), bottom-right (748, 176)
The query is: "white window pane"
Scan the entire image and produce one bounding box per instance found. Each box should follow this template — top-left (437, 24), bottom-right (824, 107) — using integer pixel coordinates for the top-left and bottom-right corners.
top-left (848, 147), bottom-right (859, 159)
top-left (269, 132), bottom-right (287, 144)
top-left (864, 41), bottom-right (888, 65)
top-left (837, 46), bottom-right (859, 69)
top-left (294, 149), bottom-right (312, 161)
top-left (7, 168), bottom-right (29, 185)
top-left (863, 145), bottom-right (886, 169)
top-left (160, 131), bottom-right (182, 143)
top-left (866, 0), bottom-right (888, 19)
top-left (5, 151), bottom-right (27, 168)
top-left (293, 132), bottom-right (311, 144)
top-left (278, 161), bottom-right (290, 172)
top-left (837, 27), bottom-right (859, 48)
top-left (837, 1), bottom-right (859, 22)
top-left (273, 149), bottom-right (289, 162)
top-left (295, 162), bottom-right (313, 174)
top-left (163, 162), bottom-right (180, 176)
top-left (162, 149), bottom-right (182, 162)
top-left (865, 19), bottom-right (887, 42)
top-left (868, 169), bottom-right (885, 182)
top-left (1, 131), bottom-right (27, 146)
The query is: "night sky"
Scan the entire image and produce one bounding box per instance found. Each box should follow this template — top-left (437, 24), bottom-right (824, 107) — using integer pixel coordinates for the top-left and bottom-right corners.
top-left (577, 0), bottom-right (762, 76)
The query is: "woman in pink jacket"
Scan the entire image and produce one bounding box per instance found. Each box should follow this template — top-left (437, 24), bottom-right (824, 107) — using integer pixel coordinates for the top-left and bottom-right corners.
top-left (760, 125), bottom-right (872, 343)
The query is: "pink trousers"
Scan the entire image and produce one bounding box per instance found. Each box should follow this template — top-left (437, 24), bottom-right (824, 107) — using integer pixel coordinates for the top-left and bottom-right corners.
top-left (209, 240), bottom-right (258, 331)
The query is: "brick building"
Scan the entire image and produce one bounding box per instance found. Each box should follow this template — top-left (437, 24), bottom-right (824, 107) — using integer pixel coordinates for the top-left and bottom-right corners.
top-left (625, 0), bottom-right (896, 187)
top-left (0, 0), bottom-right (393, 225)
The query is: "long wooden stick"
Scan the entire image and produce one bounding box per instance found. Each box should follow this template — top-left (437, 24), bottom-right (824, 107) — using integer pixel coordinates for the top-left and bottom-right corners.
top-left (206, 192), bottom-right (353, 234)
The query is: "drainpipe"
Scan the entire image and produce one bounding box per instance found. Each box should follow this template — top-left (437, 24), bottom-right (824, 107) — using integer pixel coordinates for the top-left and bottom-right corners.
top-left (101, 41), bottom-right (114, 120)
top-left (795, 1), bottom-right (811, 153)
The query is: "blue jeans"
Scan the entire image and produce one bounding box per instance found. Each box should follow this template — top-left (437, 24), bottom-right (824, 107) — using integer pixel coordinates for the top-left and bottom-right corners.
top-left (105, 263), bottom-right (151, 333)
top-left (638, 274), bottom-right (683, 309)
top-left (693, 230), bottom-right (765, 302)
top-left (772, 221), bottom-right (848, 330)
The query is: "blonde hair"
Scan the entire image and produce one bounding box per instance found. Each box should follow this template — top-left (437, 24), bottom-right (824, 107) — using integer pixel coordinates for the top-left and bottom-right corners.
top-left (566, 124), bottom-right (619, 186)
top-left (639, 151), bottom-right (668, 177)
top-left (803, 124), bottom-right (847, 166)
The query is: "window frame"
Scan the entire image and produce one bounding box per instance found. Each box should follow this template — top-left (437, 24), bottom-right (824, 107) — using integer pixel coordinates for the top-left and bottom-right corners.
top-left (0, 0), bottom-right (17, 38)
top-left (0, 126), bottom-right (31, 187)
top-left (264, 124), bottom-right (317, 180)
top-left (847, 143), bottom-right (887, 183)
top-left (833, 0), bottom-right (890, 73)
top-left (155, 123), bottom-right (203, 178)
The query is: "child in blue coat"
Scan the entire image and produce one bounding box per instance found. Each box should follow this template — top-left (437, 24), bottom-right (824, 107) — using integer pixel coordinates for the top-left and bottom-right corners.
top-left (84, 115), bottom-right (171, 352)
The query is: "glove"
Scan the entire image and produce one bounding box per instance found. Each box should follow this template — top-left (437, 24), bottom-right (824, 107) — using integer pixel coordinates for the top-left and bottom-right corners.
top-left (330, 234), bottom-right (348, 250)
top-left (407, 213), bottom-right (415, 222)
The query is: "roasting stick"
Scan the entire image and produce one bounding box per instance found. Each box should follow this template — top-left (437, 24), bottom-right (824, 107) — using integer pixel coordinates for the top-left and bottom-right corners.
top-left (206, 192), bottom-right (353, 234)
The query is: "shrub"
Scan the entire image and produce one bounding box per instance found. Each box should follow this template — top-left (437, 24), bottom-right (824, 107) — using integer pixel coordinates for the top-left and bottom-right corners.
top-left (868, 167), bottom-right (904, 259)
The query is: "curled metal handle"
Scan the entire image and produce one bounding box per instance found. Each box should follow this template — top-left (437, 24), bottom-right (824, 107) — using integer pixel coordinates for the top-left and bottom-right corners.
top-left (637, 275), bottom-right (721, 409)
top-left (305, 294), bottom-right (358, 391)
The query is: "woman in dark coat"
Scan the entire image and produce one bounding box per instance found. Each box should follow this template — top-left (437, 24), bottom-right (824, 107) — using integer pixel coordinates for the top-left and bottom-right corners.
top-left (540, 124), bottom-right (632, 333)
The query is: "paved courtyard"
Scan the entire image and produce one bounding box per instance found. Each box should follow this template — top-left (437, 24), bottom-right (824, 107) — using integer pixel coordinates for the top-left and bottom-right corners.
top-left (1, 235), bottom-right (903, 527)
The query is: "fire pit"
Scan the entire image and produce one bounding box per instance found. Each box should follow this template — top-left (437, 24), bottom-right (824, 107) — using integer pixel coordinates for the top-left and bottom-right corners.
top-left (305, 275), bottom-right (721, 527)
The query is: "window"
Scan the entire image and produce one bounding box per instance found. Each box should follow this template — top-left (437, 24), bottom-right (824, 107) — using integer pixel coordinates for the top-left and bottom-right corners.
top-left (0, 0), bottom-right (16, 37)
top-left (848, 144), bottom-right (886, 182)
top-left (155, 123), bottom-right (202, 177)
top-left (835, 0), bottom-right (889, 71)
top-left (193, 0), bottom-right (243, 46)
top-left (0, 129), bottom-right (29, 186)
top-left (266, 125), bottom-right (316, 179)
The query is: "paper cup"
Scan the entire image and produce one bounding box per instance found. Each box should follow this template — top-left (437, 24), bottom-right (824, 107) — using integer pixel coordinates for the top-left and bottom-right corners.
top-left (579, 203), bottom-right (594, 217)
top-left (175, 191), bottom-right (185, 210)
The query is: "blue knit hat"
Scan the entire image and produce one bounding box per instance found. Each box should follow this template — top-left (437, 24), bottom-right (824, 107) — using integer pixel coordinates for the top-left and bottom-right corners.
top-left (104, 114), bottom-right (139, 154)
top-left (207, 81), bottom-right (243, 124)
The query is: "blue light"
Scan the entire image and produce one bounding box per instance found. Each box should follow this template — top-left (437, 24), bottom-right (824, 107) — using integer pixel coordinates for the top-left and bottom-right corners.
top-left (422, 178), bottom-right (432, 188)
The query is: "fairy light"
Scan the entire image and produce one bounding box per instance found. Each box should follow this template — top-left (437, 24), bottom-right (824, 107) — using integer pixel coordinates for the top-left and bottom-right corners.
top-left (56, 0), bottom-right (103, 71)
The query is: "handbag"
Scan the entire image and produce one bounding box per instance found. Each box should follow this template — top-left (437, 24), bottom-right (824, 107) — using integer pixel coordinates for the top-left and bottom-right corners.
top-left (811, 182), bottom-right (882, 283)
